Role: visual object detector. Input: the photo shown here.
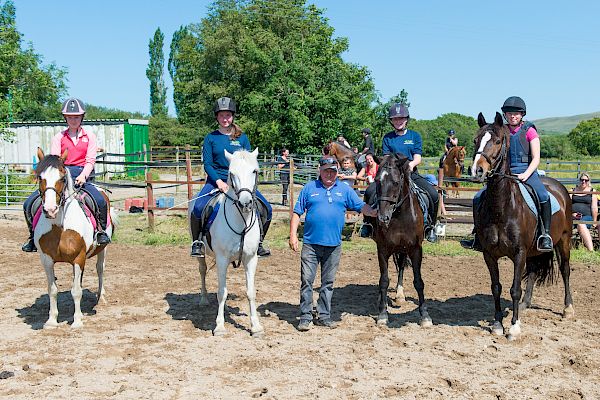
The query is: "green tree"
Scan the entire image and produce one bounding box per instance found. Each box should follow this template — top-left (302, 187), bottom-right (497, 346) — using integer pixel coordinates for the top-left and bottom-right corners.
top-left (146, 28), bottom-right (168, 117)
top-left (568, 118), bottom-right (600, 156)
top-left (168, 0), bottom-right (376, 154)
top-left (0, 0), bottom-right (66, 132)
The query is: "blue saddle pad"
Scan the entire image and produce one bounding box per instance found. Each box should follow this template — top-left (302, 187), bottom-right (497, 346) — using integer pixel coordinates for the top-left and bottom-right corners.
top-left (517, 182), bottom-right (560, 216)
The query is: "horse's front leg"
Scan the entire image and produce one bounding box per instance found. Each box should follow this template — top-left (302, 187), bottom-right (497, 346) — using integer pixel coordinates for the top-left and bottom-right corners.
top-left (508, 252), bottom-right (526, 340)
top-left (197, 257), bottom-right (209, 306)
top-left (410, 246), bottom-right (432, 327)
top-left (95, 248), bottom-right (107, 305)
top-left (41, 254), bottom-right (59, 329)
top-left (376, 246), bottom-right (390, 325)
top-left (71, 254), bottom-right (86, 328)
top-left (243, 254), bottom-right (264, 337)
top-left (393, 253), bottom-right (407, 304)
top-left (483, 252), bottom-right (504, 336)
top-left (213, 255), bottom-right (229, 336)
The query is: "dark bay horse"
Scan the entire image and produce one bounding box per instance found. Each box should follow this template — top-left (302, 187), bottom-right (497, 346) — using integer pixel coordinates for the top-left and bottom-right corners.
top-left (472, 112), bottom-right (573, 340)
top-left (373, 153), bottom-right (432, 327)
top-left (440, 146), bottom-right (466, 197)
top-left (323, 141), bottom-right (356, 169)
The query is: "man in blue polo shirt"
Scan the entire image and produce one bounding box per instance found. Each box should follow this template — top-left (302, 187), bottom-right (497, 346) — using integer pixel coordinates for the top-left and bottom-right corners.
top-left (289, 156), bottom-right (377, 331)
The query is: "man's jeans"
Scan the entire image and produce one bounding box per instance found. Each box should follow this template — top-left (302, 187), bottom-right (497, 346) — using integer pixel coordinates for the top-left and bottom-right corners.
top-left (300, 243), bottom-right (342, 322)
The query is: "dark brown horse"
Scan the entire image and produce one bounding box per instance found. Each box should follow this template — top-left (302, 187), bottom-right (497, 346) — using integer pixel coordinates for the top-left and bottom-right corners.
top-left (323, 141), bottom-right (356, 169)
top-left (373, 153), bottom-right (432, 327)
top-left (472, 112), bottom-right (573, 340)
top-left (440, 146), bottom-right (466, 197)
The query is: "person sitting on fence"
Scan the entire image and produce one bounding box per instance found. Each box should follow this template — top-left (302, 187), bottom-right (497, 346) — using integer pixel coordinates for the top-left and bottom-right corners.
top-left (337, 157), bottom-right (357, 188)
top-left (190, 97), bottom-right (272, 258)
top-left (571, 172), bottom-right (598, 251)
top-left (21, 97), bottom-right (111, 252)
top-left (277, 148), bottom-right (290, 206)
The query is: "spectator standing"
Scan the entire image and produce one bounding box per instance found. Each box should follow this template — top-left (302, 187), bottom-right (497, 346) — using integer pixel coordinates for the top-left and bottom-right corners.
top-left (289, 157), bottom-right (376, 331)
top-left (277, 148), bottom-right (290, 206)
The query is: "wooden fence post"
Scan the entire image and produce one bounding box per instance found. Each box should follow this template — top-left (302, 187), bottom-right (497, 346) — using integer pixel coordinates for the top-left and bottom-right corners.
top-left (185, 144), bottom-right (193, 200)
top-left (146, 172), bottom-right (155, 232)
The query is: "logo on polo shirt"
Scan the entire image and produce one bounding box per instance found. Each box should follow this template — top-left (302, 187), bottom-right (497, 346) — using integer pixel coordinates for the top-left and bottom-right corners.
top-left (82, 137), bottom-right (89, 143)
top-left (231, 140), bottom-right (241, 146)
top-left (404, 139), bottom-right (414, 145)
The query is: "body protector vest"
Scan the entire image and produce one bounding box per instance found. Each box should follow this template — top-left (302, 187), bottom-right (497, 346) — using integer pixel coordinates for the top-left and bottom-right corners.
top-left (509, 121), bottom-right (536, 171)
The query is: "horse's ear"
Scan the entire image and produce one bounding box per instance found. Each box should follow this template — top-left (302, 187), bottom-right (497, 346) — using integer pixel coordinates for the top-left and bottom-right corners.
top-left (494, 112), bottom-right (503, 127)
top-left (224, 150), bottom-right (233, 162)
top-left (37, 147), bottom-right (45, 161)
top-left (60, 149), bottom-right (68, 161)
top-left (251, 148), bottom-right (259, 158)
top-left (477, 112), bottom-right (487, 127)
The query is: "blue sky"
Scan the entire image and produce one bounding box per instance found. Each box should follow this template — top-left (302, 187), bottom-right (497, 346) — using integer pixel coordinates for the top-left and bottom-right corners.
top-left (14, 0), bottom-right (600, 121)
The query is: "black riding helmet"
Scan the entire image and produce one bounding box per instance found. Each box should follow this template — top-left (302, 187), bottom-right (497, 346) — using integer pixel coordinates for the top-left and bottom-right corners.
top-left (447, 129), bottom-right (455, 136)
top-left (214, 97), bottom-right (237, 115)
top-left (388, 103), bottom-right (409, 119)
top-left (501, 96), bottom-right (526, 115)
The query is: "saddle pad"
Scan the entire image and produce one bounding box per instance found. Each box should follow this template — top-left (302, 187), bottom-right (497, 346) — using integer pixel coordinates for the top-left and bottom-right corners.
top-left (517, 182), bottom-right (560, 216)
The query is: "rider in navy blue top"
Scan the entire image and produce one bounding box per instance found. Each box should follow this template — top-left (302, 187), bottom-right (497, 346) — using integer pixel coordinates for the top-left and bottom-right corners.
top-left (361, 103), bottom-right (439, 243)
top-left (190, 97), bottom-right (272, 258)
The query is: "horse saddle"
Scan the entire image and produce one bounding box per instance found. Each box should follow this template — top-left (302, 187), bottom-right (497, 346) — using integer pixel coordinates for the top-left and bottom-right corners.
top-left (199, 194), bottom-right (269, 252)
top-left (31, 190), bottom-right (106, 232)
top-left (409, 180), bottom-right (433, 227)
top-left (517, 182), bottom-right (560, 217)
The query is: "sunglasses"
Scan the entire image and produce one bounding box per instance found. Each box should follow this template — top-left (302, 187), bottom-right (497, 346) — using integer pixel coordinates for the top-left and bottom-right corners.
top-left (319, 157), bottom-right (337, 166)
top-left (580, 178), bottom-right (589, 182)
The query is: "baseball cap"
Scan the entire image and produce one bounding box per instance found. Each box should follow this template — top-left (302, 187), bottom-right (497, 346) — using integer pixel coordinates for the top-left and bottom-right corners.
top-left (319, 156), bottom-right (338, 171)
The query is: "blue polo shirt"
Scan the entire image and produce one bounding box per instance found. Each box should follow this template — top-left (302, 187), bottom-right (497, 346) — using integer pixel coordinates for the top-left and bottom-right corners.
top-left (203, 130), bottom-right (251, 184)
top-left (382, 129), bottom-right (423, 160)
top-left (293, 179), bottom-right (365, 246)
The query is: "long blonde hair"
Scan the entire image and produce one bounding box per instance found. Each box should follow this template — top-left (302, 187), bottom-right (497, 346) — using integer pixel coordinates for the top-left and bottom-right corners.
top-left (230, 122), bottom-right (242, 140)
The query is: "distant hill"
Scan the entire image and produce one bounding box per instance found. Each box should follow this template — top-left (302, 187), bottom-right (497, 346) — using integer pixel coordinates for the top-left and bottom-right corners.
top-left (533, 111), bottom-right (600, 135)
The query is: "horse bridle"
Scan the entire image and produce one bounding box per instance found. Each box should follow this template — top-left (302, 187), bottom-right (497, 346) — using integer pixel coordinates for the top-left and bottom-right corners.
top-left (475, 126), bottom-right (509, 180)
top-left (39, 175), bottom-right (67, 209)
top-left (378, 165), bottom-right (411, 216)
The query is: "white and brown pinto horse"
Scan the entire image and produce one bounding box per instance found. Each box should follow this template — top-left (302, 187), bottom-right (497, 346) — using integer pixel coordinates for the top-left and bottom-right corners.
top-left (34, 148), bottom-right (116, 329)
top-left (188, 149), bottom-right (264, 337)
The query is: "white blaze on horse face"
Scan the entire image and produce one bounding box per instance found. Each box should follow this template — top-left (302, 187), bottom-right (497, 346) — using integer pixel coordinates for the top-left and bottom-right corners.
top-left (380, 170), bottom-right (388, 181)
top-left (40, 167), bottom-right (62, 218)
top-left (472, 132), bottom-right (491, 177)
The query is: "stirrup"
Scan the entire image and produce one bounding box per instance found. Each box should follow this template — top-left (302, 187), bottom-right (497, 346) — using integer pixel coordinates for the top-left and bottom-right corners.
top-left (359, 223), bottom-right (373, 238)
top-left (537, 234), bottom-right (553, 252)
top-left (191, 240), bottom-right (205, 258)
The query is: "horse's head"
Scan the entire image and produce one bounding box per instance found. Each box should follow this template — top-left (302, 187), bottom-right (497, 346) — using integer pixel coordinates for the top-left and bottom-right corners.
top-left (35, 147), bottom-right (71, 219)
top-left (322, 141), bottom-right (333, 156)
top-left (472, 112), bottom-right (509, 182)
top-left (225, 148), bottom-right (259, 213)
top-left (375, 153), bottom-right (410, 227)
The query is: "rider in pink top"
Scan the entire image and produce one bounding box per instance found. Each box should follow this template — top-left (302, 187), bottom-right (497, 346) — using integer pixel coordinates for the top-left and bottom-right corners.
top-left (21, 98), bottom-right (111, 252)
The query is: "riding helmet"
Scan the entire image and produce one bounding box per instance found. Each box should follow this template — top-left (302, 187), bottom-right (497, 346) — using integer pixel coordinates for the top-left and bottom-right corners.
top-left (214, 97), bottom-right (237, 115)
top-left (61, 98), bottom-right (86, 116)
top-left (447, 129), bottom-right (455, 136)
top-left (501, 96), bottom-right (526, 115)
top-left (388, 103), bottom-right (409, 119)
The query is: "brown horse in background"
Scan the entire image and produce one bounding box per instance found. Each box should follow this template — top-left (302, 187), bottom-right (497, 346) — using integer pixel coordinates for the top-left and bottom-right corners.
top-left (438, 146), bottom-right (466, 198)
top-left (472, 112), bottom-right (573, 340)
top-left (323, 141), bottom-right (356, 169)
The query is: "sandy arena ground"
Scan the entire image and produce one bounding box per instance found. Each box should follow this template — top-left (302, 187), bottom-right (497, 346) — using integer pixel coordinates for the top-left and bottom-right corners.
top-left (1, 218), bottom-right (599, 399)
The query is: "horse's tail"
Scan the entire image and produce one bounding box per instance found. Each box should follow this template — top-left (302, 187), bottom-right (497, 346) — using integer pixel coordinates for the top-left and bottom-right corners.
top-left (524, 249), bottom-right (558, 286)
top-left (109, 207), bottom-right (119, 229)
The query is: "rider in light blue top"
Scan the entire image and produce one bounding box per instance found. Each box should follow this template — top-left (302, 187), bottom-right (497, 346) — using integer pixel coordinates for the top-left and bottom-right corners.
top-left (190, 97), bottom-right (272, 258)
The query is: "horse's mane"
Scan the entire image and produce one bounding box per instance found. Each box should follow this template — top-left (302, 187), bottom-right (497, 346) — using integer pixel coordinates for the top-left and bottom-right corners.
top-left (35, 155), bottom-right (64, 177)
top-left (229, 150), bottom-right (259, 172)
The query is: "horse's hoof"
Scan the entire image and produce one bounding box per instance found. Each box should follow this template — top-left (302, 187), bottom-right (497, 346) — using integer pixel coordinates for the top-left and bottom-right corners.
top-left (507, 321), bottom-right (521, 340)
top-left (562, 305), bottom-right (575, 319)
top-left (43, 321), bottom-right (58, 329)
top-left (376, 316), bottom-right (388, 326)
top-left (420, 317), bottom-right (433, 328)
top-left (251, 328), bottom-right (265, 338)
top-left (518, 302), bottom-right (530, 313)
top-left (71, 320), bottom-right (83, 329)
top-left (491, 322), bottom-right (504, 336)
top-left (395, 287), bottom-right (406, 303)
top-left (199, 297), bottom-right (209, 306)
top-left (213, 326), bottom-right (227, 336)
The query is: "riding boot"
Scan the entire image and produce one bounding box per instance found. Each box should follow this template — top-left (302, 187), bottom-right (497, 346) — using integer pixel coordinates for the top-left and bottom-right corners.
top-left (95, 202), bottom-right (111, 245)
top-left (460, 234), bottom-right (482, 252)
top-left (359, 216), bottom-right (375, 238)
top-left (21, 209), bottom-right (37, 252)
top-left (190, 214), bottom-right (205, 258)
top-left (425, 225), bottom-right (438, 243)
top-left (257, 219), bottom-right (271, 257)
top-left (538, 200), bottom-right (553, 252)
